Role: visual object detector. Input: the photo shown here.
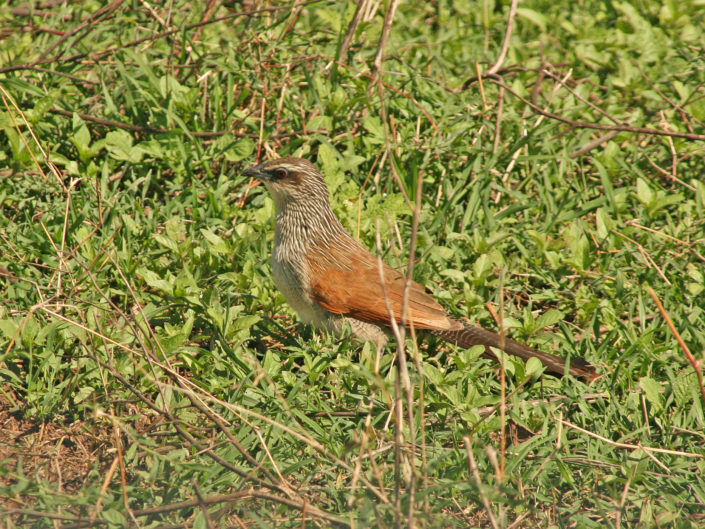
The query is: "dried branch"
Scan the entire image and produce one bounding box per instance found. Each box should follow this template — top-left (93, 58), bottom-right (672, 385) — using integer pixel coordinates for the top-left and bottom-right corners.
top-left (0, 1), bottom-right (326, 74)
top-left (486, 0), bottom-right (518, 76)
top-left (647, 287), bottom-right (705, 408)
top-left (492, 78), bottom-right (705, 142)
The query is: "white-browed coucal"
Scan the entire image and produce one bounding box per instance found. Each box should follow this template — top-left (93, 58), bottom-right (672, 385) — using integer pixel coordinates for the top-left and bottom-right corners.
top-left (243, 157), bottom-right (595, 379)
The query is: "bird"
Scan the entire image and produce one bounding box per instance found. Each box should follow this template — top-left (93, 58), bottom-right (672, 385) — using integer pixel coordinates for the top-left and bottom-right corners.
top-left (243, 157), bottom-right (595, 379)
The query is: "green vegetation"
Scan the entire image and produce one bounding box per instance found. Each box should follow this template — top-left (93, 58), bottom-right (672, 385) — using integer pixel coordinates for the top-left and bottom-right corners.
top-left (1, 0), bottom-right (704, 527)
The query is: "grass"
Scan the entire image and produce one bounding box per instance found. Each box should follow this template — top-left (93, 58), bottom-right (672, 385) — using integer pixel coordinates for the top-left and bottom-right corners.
top-left (1, 0), bottom-right (705, 527)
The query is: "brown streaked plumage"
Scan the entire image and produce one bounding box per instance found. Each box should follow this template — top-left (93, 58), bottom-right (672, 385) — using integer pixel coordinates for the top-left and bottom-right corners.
top-left (243, 157), bottom-right (595, 379)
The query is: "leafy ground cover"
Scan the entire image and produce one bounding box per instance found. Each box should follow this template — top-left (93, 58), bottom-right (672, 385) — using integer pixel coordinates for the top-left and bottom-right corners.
top-left (1, 0), bottom-right (704, 527)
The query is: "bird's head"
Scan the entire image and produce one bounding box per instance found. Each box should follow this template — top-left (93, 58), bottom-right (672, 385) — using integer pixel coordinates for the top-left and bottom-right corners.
top-left (242, 157), bottom-right (330, 211)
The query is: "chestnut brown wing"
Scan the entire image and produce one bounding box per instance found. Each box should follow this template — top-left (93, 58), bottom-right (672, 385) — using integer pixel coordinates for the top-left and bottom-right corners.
top-left (306, 237), bottom-right (459, 331)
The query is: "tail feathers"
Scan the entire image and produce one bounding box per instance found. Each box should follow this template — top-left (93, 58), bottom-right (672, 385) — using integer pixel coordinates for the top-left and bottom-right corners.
top-left (432, 324), bottom-right (595, 379)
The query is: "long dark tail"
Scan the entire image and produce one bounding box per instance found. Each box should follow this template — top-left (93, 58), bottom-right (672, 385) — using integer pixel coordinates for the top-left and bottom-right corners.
top-left (432, 324), bottom-right (596, 379)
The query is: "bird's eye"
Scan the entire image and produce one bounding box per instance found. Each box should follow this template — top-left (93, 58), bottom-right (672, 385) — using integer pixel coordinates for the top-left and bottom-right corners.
top-left (275, 168), bottom-right (288, 179)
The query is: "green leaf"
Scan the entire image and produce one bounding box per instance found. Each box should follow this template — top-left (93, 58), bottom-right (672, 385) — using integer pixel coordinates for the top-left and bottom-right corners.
top-left (224, 137), bottom-right (255, 162)
top-left (71, 122), bottom-right (93, 163)
top-left (673, 371), bottom-right (699, 407)
top-left (362, 115), bottom-right (384, 143)
top-left (0, 319), bottom-right (19, 340)
top-left (595, 207), bottom-right (614, 239)
top-left (153, 233), bottom-right (179, 252)
top-left (423, 363), bottom-right (444, 385)
top-left (440, 269), bottom-right (466, 283)
top-left (307, 115), bottom-right (332, 131)
top-left (636, 178), bottom-right (653, 205)
top-left (524, 357), bottom-right (544, 378)
top-left (639, 376), bottom-right (663, 412)
top-left (49, 152), bottom-right (79, 175)
top-left (104, 130), bottom-right (143, 163)
top-left (137, 268), bottom-right (174, 295)
top-left (29, 90), bottom-right (60, 123)
top-left (535, 309), bottom-right (565, 330)
top-left (200, 229), bottom-right (229, 254)
top-left (74, 386), bottom-right (95, 404)
top-left (516, 8), bottom-right (547, 31)
top-left (233, 314), bottom-right (260, 331)
top-left (21, 314), bottom-right (40, 348)
top-left (101, 509), bottom-right (125, 525)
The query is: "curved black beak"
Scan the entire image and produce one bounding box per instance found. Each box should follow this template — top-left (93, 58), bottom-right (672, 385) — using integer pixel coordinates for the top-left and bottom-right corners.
top-left (242, 163), bottom-right (269, 180)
